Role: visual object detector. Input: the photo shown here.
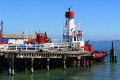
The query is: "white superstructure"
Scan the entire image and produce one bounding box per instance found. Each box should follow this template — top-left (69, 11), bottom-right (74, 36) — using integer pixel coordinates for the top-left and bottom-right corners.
top-left (63, 7), bottom-right (84, 49)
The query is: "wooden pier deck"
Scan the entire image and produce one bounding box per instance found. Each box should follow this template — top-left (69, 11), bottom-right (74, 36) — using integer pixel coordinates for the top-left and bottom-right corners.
top-left (0, 47), bottom-right (93, 75)
top-left (1, 49), bottom-right (92, 58)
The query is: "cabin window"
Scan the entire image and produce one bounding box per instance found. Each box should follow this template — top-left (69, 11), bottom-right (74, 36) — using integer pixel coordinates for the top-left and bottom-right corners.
top-left (77, 37), bottom-right (79, 41)
top-left (77, 37), bottom-right (82, 41)
top-left (74, 37), bottom-right (76, 41)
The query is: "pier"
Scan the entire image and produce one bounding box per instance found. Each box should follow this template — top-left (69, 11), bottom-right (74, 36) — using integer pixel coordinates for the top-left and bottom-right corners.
top-left (0, 7), bottom-right (95, 76)
top-left (0, 44), bottom-right (92, 75)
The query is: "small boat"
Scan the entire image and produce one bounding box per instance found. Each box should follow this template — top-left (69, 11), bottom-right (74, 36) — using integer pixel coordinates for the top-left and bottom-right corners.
top-left (81, 40), bottom-right (107, 62)
top-left (92, 51), bottom-right (107, 62)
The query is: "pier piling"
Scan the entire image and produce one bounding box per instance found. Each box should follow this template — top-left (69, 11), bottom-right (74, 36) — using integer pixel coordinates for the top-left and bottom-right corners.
top-left (25, 59), bottom-right (27, 72)
top-left (8, 54), bottom-right (15, 75)
top-left (85, 56), bottom-right (88, 67)
top-left (11, 54), bottom-right (14, 75)
top-left (76, 57), bottom-right (80, 68)
top-left (88, 56), bottom-right (91, 67)
top-left (82, 56), bottom-right (85, 67)
top-left (8, 55), bottom-right (11, 75)
top-left (76, 58), bottom-right (78, 68)
top-left (80, 57), bottom-right (83, 67)
top-left (110, 41), bottom-right (117, 62)
top-left (31, 58), bottom-right (34, 73)
top-left (46, 58), bottom-right (50, 71)
top-left (63, 54), bottom-right (66, 70)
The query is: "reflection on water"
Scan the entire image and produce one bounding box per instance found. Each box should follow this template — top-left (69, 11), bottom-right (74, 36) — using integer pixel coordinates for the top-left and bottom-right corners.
top-left (9, 76), bottom-right (14, 80)
top-left (0, 62), bottom-right (120, 80)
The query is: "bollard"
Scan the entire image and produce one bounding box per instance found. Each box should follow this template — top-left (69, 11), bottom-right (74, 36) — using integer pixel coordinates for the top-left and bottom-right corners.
top-left (110, 41), bottom-right (117, 62)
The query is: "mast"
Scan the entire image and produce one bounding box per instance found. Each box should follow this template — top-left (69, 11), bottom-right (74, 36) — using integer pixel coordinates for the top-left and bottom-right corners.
top-left (0, 21), bottom-right (3, 42)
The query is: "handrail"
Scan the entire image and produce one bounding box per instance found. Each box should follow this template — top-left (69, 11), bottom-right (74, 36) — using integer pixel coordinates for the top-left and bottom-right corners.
top-left (0, 42), bottom-right (82, 51)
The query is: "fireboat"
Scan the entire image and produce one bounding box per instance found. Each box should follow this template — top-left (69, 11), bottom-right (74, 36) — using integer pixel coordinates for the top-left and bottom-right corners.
top-left (25, 7), bottom-right (107, 62)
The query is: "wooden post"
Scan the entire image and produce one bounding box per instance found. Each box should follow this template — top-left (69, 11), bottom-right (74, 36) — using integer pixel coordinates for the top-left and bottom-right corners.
top-left (8, 55), bottom-right (11, 75)
top-left (110, 41), bottom-right (117, 62)
top-left (76, 58), bottom-right (78, 68)
top-left (46, 58), bottom-right (50, 71)
top-left (88, 56), bottom-right (91, 67)
top-left (76, 57), bottom-right (80, 68)
top-left (82, 56), bottom-right (85, 67)
top-left (63, 54), bottom-right (66, 70)
top-left (80, 57), bottom-right (83, 67)
top-left (25, 59), bottom-right (27, 72)
top-left (31, 58), bottom-right (34, 73)
top-left (85, 56), bottom-right (88, 67)
top-left (11, 54), bottom-right (14, 75)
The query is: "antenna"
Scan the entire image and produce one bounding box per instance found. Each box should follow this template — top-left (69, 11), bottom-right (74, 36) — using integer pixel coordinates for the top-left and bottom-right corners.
top-left (68, 5), bottom-right (73, 12)
top-left (1, 21), bottom-right (3, 26)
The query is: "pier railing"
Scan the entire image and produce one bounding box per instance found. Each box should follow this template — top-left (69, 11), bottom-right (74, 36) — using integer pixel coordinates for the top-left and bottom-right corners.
top-left (0, 42), bottom-right (83, 52)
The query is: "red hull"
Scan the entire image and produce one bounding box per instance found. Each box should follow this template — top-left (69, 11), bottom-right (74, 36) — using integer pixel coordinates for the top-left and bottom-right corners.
top-left (91, 51), bottom-right (107, 62)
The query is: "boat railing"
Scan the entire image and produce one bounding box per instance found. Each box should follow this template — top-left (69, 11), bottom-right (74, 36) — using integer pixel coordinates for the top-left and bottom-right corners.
top-left (7, 44), bottom-right (40, 51)
top-left (53, 42), bottom-right (70, 49)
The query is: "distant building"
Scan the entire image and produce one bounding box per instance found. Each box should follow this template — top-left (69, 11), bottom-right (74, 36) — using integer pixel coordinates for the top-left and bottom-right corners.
top-left (2, 34), bottom-right (35, 44)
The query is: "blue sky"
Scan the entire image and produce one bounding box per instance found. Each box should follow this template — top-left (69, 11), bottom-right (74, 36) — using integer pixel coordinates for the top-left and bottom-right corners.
top-left (0, 0), bottom-right (120, 40)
